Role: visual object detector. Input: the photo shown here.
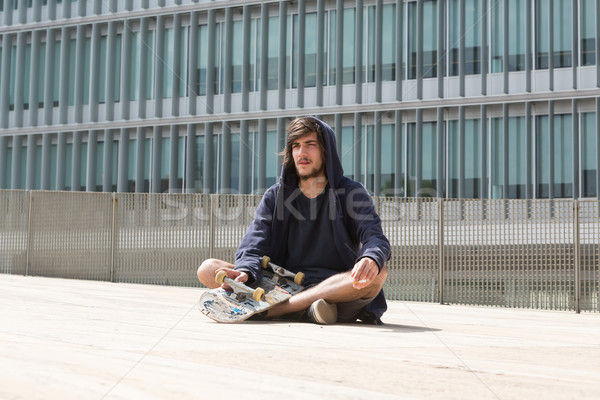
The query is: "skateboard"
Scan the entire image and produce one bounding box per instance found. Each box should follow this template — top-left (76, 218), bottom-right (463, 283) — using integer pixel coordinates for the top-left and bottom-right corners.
top-left (199, 256), bottom-right (305, 323)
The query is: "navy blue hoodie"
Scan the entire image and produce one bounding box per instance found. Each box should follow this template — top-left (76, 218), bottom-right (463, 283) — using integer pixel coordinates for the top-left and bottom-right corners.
top-left (234, 117), bottom-right (391, 321)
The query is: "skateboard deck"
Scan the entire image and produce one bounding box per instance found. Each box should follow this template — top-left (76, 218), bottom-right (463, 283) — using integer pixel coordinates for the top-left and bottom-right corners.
top-left (199, 256), bottom-right (305, 323)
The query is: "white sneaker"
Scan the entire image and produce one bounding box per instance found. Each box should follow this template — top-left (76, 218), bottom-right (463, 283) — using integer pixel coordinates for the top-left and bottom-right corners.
top-left (307, 299), bottom-right (337, 325)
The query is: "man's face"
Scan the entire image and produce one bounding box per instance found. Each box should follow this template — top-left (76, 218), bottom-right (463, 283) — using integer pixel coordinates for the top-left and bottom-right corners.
top-left (291, 131), bottom-right (325, 180)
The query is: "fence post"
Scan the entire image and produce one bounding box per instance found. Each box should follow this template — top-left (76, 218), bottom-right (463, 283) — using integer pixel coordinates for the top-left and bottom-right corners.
top-left (573, 199), bottom-right (581, 313)
top-left (25, 191), bottom-right (33, 276)
top-left (209, 194), bottom-right (216, 259)
top-left (438, 197), bottom-right (444, 304)
top-left (110, 192), bottom-right (118, 283)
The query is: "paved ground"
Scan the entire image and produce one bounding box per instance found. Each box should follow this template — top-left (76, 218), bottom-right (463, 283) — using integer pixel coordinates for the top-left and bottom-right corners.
top-left (1, 274), bottom-right (599, 400)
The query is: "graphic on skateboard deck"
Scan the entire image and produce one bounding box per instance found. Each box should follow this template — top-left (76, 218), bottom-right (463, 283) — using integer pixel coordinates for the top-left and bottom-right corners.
top-left (199, 256), bottom-right (305, 323)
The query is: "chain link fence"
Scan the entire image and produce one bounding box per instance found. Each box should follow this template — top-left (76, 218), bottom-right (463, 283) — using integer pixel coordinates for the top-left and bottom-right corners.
top-left (1, 190), bottom-right (598, 312)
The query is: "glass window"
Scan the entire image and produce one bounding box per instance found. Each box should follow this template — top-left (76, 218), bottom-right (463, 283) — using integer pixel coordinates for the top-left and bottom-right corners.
top-left (197, 24), bottom-right (208, 96)
top-left (83, 37), bottom-right (91, 105)
top-left (163, 28), bottom-right (174, 98)
top-left (145, 30), bottom-right (155, 100)
top-left (68, 38), bottom-right (76, 106)
top-left (231, 133), bottom-right (239, 192)
top-left (34, 145), bottom-right (42, 190)
top-left (553, 0), bottom-right (572, 68)
top-left (80, 142), bottom-right (87, 191)
top-left (328, 10), bottom-right (336, 85)
top-left (64, 142), bottom-right (71, 190)
top-left (305, 12), bottom-right (318, 87)
top-left (232, 21), bottom-right (243, 93)
top-left (286, 15), bottom-right (292, 89)
top-left (266, 130), bottom-right (277, 188)
top-left (491, 0), bottom-right (502, 72)
top-left (20, 147), bottom-right (26, 189)
top-left (491, 117), bottom-right (504, 198)
top-left (450, 0), bottom-right (482, 76)
top-left (128, 137), bottom-right (136, 192)
top-left (160, 137), bottom-right (170, 192)
top-left (382, 4), bottom-right (396, 81)
top-left (130, 32), bottom-right (140, 101)
top-left (448, 0), bottom-right (460, 76)
top-left (267, 16), bottom-right (279, 90)
top-left (250, 18), bottom-right (257, 92)
top-left (381, 124), bottom-right (396, 195)
top-left (553, 114), bottom-right (572, 197)
top-left (536, 0), bottom-right (572, 69)
top-left (408, 0), bottom-right (437, 79)
top-left (581, 112), bottom-right (597, 197)
top-left (50, 143), bottom-right (57, 190)
top-left (5, 146), bottom-right (13, 190)
top-left (580, 0), bottom-right (596, 66)
top-left (178, 26), bottom-right (188, 97)
top-left (342, 8), bottom-right (355, 84)
top-left (96, 141), bottom-right (104, 191)
top-left (98, 35), bottom-right (107, 103)
top-left (341, 126), bottom-right (354, 179)
top-left (464, 119), bottom-right (481, 198)
top-left (23, 43), bottom-right (31, 109)
top-left (214, 22), bottom-right (222, 95)
top-left (9, 44), bottom-right (16, 109)
top-left (113, 34), bottom-right (121, 102)
top-left (507, 117), bottom-right (527, 198)
top-left (293, 14), bottom-right (301, 88)
top-left (195, 136), bottom-right (204, 191)
top-left (508, 0), bottom-right (526, 71)
top-left (143, 137), bottom-right (151, 192)
top-left (465, 0), bottom-right (481, 74)
top-left (37, 42), bottom-right (46, 107)
top-left (535, 116), bottom-right (549, 197)
top-left (365, 125), bottom-right (374, 193)
top-left (421, 122), bottom-right (436, 197)
top-left (366, 6), bottom-right (375, 82)
top-left (447, 120), bottom-right (460, 198)
top-left (407, 123), bottom-right (416, 196)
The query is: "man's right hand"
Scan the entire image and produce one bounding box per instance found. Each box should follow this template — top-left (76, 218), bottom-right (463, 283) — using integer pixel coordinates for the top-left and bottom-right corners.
top-left (215, 267), bottom-right (249, 291)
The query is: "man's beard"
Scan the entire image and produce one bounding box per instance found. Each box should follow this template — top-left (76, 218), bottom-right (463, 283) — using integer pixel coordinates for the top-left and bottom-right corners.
top-left (298, 165), bottom-right (326, 181)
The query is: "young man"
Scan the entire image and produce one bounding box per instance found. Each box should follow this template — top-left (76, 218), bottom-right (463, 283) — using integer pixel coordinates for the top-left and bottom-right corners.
top-left (197, 116), bottom-right (391, 325)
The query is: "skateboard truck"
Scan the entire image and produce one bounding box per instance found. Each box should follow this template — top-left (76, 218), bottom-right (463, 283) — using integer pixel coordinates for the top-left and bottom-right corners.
top-left (262, 256), bottom-right (305, 285)
top-left (215, 270), bottom-right (265, 302)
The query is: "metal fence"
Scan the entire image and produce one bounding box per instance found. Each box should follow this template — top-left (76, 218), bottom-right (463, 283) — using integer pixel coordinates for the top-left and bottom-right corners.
top-left (1, 190), bottom-right (598, 313)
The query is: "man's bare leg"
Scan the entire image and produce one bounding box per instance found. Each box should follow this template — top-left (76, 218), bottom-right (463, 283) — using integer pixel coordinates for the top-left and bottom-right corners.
top-left (196, 258), bottom-right (234, 288)
top-left (266, 266), bottom-right (388, 319)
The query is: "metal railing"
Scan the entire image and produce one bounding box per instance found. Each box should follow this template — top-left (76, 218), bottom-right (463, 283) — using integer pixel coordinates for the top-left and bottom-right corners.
top-left (1, 190), bottom-right (598, 313)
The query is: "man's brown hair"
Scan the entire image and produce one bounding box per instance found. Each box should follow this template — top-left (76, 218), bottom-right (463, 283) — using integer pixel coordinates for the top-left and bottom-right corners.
top-left (281, 117), bottom-right (327, 177)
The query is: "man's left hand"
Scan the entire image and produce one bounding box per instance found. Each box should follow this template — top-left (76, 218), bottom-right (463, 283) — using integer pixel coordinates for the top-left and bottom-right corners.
top-left (351, 257), bottom-right (379, 290)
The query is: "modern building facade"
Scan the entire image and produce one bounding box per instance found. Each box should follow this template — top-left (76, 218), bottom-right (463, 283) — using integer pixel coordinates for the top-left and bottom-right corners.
top-left (0, 0), bottom-right (599, 199)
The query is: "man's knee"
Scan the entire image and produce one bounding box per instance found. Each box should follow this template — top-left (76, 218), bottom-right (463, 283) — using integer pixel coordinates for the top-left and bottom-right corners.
top-left (197, 258), bottom-right (226, 287)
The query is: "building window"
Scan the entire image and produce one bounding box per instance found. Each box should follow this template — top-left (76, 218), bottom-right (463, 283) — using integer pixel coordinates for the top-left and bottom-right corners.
top-left (507, 117), bottom-right (528, 199)
top-left (304, 12), bottom-right (318, 87)
top-left (381, 124), bottom-right (396, 195)
top-left (580, 0), bottom-right (596, 66)
top-left (581, 112), bottom-right (597, 198)
top-left (197, 24), bottom-right (208, 96)
top-left (421, 122), bottom-right (437, 198)
top-left (382, 4), bottom-right (396, 81)
top-left (536, 0), bottom-right (572, 69)
top-left (341, 126), bottom-right (354, 180)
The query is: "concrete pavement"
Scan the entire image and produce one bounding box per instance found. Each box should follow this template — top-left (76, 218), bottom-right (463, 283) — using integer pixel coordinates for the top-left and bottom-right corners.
top-left (1, 274), bottom-right (599, 400)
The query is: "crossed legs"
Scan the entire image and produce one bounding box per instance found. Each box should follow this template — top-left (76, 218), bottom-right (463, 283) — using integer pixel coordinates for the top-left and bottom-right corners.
top-left (196, 258), bottom-right (388, 320)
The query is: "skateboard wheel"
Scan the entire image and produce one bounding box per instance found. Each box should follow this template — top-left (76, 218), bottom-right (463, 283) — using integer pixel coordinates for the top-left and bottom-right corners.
top-left (261, 256), bottom-right (271, 269)
top-left (215, 270), bottom-right (227, 285)
top-left (253, 287), bottom-right (265, 302)
top-left (294, 272), bottom-right (305, 285)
